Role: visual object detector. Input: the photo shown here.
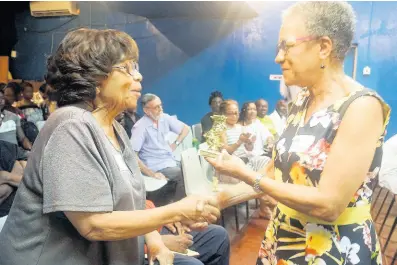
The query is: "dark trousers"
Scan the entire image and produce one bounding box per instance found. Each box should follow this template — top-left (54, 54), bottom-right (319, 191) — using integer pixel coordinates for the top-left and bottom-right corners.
top-left (147, 163), bottom-right (186, 207)
top-left (146, 225), bottom-right (230, 265)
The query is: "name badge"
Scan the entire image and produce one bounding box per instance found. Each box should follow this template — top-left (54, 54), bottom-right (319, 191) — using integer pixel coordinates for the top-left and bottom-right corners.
top-left (289, 135), bottom-right (315, 153)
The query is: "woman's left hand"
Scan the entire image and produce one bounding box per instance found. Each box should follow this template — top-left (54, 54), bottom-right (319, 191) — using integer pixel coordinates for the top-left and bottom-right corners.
top-left (147, 241), bottom-right (174, 265)
top-left (206, 150), bottom-right (247, 181)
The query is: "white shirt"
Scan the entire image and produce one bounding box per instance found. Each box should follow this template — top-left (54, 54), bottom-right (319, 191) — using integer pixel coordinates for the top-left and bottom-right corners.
top-left (379, 134), bottom-right (397, 194)
top-left (244, 119), bottom-right (272, 157)
top-left (269, 111), bottom-right (287, 137)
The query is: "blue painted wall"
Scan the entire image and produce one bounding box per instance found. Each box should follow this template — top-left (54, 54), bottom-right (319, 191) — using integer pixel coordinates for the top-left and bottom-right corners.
top-left (10, 1), bottom-right (397, 137)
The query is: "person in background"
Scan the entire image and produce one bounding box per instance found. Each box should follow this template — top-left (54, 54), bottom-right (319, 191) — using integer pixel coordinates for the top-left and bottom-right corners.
top-left (379, 134), bottom-right (397, 194)
top-left (116, 107), bottom-right (141, 139)
top-left (17, 82), bottom-right (45, 131)
top-left (2, 82), bottom-right (23, 117)
top-left (145, 200), bottom-right (230, 265)
top-left (38, 83), bottom-right (51, 120)
top-left (207, 2), bottom-right (390, 264)
top-left (201, 91), bottom-right (223, 140)
top-left (279, 78), bottom-right (302, 104)
top-left (255, 99), bottom-right (278, 139)
top-left (239, 101), bottom-right (272, 160)
top-left (269, 99), bottom-right (287, 137)
top-left (0, 89), bottom-right (28, 222)
top-left (0, 28), bottom-right (220, 265)
top-left (219, 100), bottom-right (251, 170)
top-left (131, 93), bottom-right (190, 205)
top-left (0, 89), bottom-right (32, 151)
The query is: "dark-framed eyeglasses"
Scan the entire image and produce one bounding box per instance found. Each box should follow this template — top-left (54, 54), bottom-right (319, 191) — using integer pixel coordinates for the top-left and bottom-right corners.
top-left (276, 36), bottom-right (317, 56)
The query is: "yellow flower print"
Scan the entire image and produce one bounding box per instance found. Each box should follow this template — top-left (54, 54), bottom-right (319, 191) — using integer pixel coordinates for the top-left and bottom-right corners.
top-left (287, 113), bottom-right (295, 125)
top-left (292, 111), bottom-right (303, 127)
top-left (305, 224), bottom-right (333, 257)
top-left (275, 167), bottom-right (283, 182)
top-left (290, 162), bottom-right (307, 185)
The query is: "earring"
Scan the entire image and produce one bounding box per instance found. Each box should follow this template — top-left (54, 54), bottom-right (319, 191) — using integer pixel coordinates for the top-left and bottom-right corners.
top-left (320, 63), bottom-right (325, 69)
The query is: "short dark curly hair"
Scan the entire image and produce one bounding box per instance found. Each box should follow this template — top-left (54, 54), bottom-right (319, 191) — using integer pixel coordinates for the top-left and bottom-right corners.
top-left (208, 91), bottom-right (223, 106)
top-left (20, 81), bottom-right (33, 92)
top-left (45, 28), bottom-right (139, 107)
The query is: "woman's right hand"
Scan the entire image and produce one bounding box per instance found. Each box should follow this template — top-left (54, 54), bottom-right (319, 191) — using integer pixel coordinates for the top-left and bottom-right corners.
top-left (172, 195), bottom-right (221, 226)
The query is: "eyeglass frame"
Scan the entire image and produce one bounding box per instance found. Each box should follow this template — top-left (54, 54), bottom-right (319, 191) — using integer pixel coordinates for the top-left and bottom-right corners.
top-left (112, 61), bottom-right (141, 78)
top-left (276, 36), bottom-right (318, 56)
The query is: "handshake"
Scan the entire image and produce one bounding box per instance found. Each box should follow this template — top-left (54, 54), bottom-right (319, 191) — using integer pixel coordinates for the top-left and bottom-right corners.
top-left (171, 194), bottom-right (222, 230)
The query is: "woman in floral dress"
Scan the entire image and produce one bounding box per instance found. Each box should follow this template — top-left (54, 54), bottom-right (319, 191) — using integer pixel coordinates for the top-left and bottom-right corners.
top-left (208, 2), bottom-right (390, 265)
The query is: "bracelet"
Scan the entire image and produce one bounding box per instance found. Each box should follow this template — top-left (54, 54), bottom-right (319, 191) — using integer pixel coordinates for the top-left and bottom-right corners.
top-left (253, 174), bottom-right (265, 193)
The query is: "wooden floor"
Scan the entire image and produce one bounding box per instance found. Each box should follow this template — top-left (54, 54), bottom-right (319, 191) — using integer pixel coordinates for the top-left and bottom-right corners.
top-left (230, 213), bottom-right (269, 265)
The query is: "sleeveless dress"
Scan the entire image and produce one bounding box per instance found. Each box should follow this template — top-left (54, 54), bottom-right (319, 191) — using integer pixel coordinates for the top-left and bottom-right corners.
top-left (257, 88), bottom-right (391, 265)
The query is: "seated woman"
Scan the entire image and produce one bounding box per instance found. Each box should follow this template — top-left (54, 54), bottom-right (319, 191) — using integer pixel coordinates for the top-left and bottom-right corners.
top-left (2, 82), bottom-right (24, 117)
top-left (17, 81), bottom-right (45, 131)
top-left (219, 100), bottom-right (251, 184)
top-left (239, 101), bottom-right (273, 167)
top-left (0, 28), bottom-right (220, 265)
top-left (219, 100), bottom-right (276, 219)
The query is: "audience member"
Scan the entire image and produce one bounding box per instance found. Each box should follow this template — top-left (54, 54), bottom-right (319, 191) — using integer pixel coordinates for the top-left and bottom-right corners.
top-left (145, 200), bottom-right (230, 265)
top-left (17, 82), bottom-right (45, 131)
top-left (0, 90), bottom-right (32, 151)
top-left (0, 89), bottom-right (28, 219)
top-left (379, 134), bottom-right (397, 194)
top-left (117, 107), bottom-right (141, 138)
top-left (219, 100), bottom-right (250, 168)
top-left (255, 99), bottom-right (278, 138)
top-left (0, 28), bottom-right (220, 265)
top-left (131, 93), bottom-right (190, 205)
top-left (269, 99), bottom-right (287, 136)
top-left (201, 91), bottom-right (223, 140)
top-left (38, 83), bottom-right (51, 120)
top-left (2, 82), bottom-right (23, 117)
top-left (239, 101), bottom-right (272, 160)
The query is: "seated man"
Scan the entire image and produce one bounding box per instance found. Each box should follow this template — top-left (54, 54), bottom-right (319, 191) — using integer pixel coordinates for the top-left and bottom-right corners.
top-left (145, 200), bottom-right (230, 265)
top-left (116, 107), bottom-right (142, 139)
top-left (131, 94), bottom-right (190, 205)
top-left (200, 91), bottom-right (223, 141)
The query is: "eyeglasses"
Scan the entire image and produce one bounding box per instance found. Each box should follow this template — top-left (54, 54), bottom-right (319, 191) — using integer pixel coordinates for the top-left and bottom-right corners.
top-left (112, 61), bottom-right (141, 79)
top-left (276, 36), bottom-right (316, 56)
top-left (145, 104), bottom-right (163, 111)
top-left (225, 112), bottom-right (239, 116)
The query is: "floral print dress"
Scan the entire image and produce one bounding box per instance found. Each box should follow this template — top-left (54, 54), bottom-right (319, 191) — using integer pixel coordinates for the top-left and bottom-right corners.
top-left (257, 88), bottom-right (391, 265)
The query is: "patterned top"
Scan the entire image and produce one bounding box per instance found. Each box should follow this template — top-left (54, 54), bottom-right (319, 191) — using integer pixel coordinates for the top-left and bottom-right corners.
top-left (274, 88), bottom-right (390, 207)
top-left (257, 88), bottom-right (391, 265)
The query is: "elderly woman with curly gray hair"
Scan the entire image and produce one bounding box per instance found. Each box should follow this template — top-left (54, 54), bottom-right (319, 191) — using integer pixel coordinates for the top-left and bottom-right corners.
top-left (0, 29), bottom-right (220, 265)
top-left (207, 2), bottom-right (390, 265)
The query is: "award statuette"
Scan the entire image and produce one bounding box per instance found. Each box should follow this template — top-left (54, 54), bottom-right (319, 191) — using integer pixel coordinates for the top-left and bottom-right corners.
top-left (198, 114), bottom-right (227, 191)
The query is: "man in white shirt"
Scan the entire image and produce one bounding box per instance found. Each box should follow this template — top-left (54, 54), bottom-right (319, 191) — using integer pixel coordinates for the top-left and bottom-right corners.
top-left (379, 134), bottom-right (397, 194)
top-left (269, 100), bottom-right (287, 137)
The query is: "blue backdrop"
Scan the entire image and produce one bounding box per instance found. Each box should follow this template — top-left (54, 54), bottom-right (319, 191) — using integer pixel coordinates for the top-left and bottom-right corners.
top-left (10, 1), bottom-right (397, 138)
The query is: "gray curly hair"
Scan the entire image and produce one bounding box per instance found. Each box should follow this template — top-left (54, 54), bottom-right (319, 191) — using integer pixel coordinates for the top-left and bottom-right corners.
top-left (282, 1), bottom-right (356, 61)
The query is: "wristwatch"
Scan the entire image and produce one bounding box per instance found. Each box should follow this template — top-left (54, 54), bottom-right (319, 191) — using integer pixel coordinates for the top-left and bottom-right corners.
top-left (175, 140), bottom-right (181, 146)
top-left (253, 175), bottom-right (265, 193)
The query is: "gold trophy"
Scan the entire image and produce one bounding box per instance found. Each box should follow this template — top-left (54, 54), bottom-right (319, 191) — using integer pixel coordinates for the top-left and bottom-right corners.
top-left (198, 115), bottom-right (227, 191)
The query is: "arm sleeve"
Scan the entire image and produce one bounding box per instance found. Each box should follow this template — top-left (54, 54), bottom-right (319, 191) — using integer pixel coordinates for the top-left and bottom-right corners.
top-left (165, 114), bottom-right (184, 135)
top-left (42, 119), bottom-right (113, 214)
top-left (130, 125), bottom-right (146, 152)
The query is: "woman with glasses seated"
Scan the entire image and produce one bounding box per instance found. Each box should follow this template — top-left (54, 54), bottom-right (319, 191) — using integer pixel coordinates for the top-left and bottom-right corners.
top-left (0, 28), bottom-right (220, 265)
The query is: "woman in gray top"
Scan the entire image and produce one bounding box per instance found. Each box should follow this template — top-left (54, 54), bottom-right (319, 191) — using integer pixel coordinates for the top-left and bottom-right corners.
top-left (0, 28), bottom-right (220, 265)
